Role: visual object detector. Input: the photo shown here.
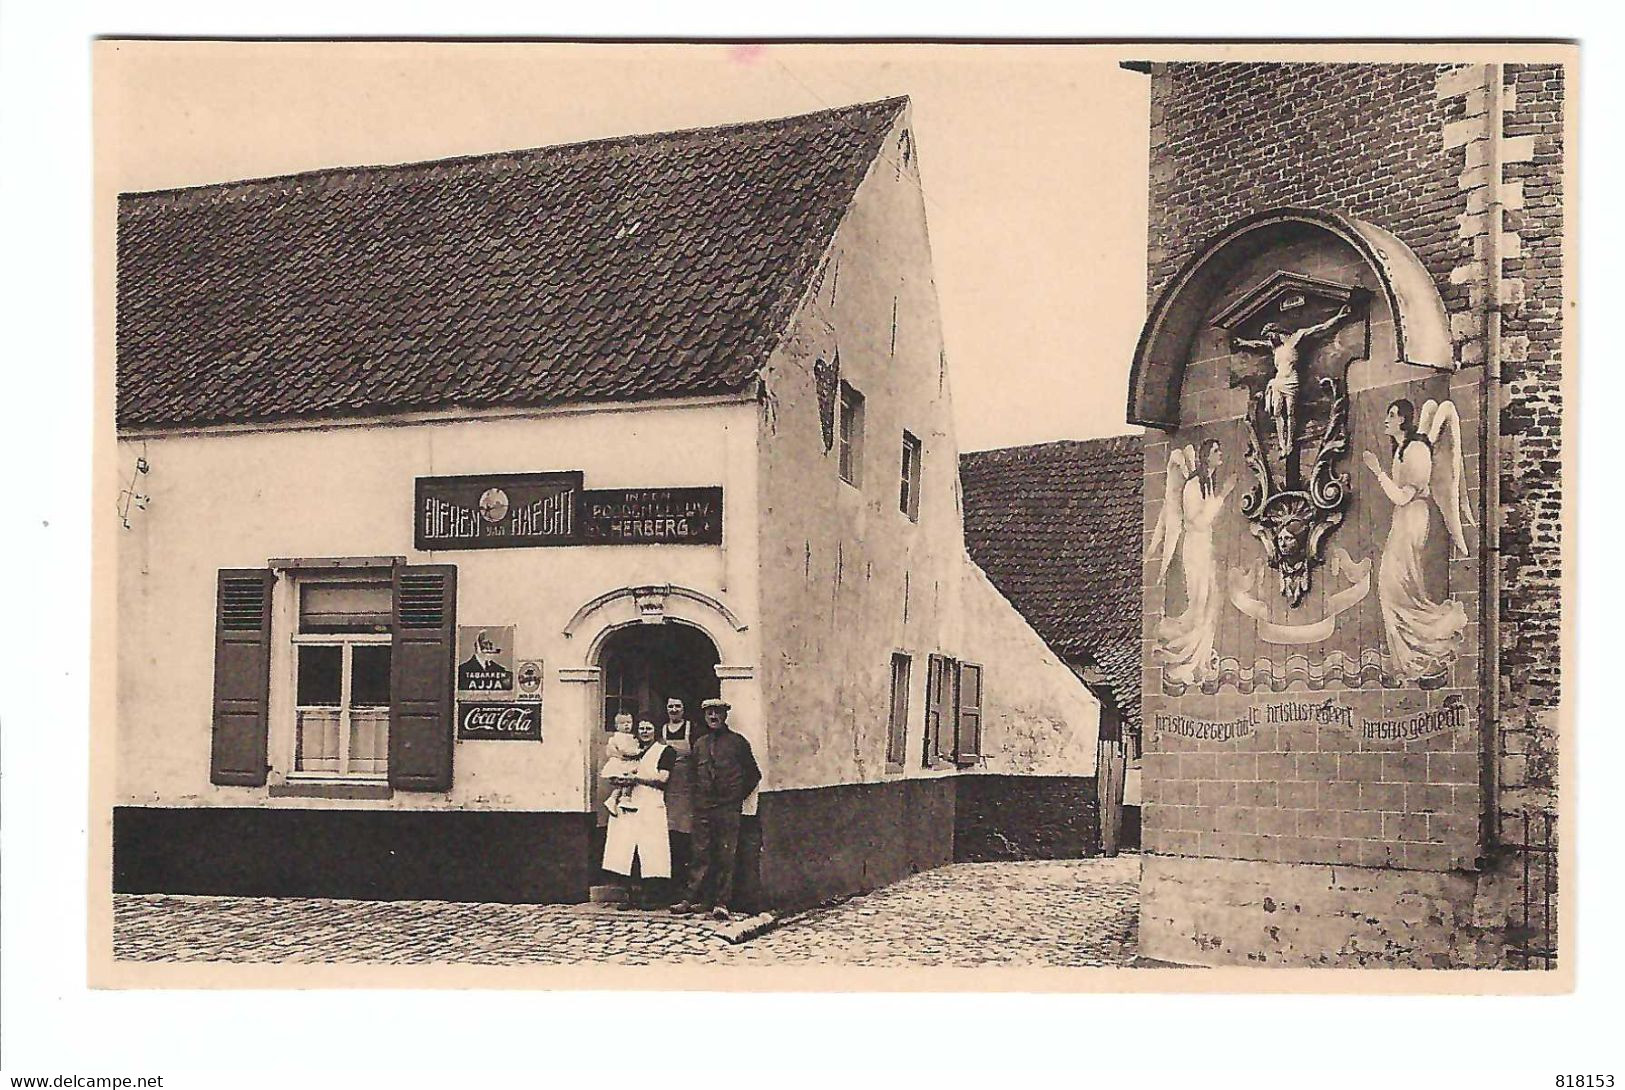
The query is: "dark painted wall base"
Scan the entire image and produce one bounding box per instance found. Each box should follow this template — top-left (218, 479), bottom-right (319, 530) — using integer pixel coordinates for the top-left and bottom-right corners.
top-left (756, 778), bottom-right (956, 912)
top-left (954, 775), bottom-right (1102, 862)
top-left (116, 775), bottom-right (1107, 908)
top-left (114, 807), bottom-right (593, 904)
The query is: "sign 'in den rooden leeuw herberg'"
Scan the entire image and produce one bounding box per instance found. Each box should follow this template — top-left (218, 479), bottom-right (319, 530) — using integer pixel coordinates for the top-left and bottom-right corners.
top-left (415, 473), bottom-right (723, 550)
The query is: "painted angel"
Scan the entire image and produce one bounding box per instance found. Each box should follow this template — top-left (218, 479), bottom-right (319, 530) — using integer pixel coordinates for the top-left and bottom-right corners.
top-left (1360, 397), bottom-right (1475, 681)
top-left (1148, 438), bottom-right (1235, 685)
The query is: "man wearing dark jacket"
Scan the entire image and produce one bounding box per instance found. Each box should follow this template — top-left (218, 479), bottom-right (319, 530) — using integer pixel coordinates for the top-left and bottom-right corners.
top-left (671, 698), bottom-right (760, 921)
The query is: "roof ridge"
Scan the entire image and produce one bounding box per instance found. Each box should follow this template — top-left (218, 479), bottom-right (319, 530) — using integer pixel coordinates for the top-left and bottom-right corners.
top-left (120, 95), bottom-right (910, 211)
top-left (961, 433), bottom-right (1142, 458)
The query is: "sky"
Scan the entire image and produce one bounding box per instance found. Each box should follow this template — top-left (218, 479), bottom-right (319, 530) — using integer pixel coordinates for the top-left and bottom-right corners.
top-left (97, 42), bottom-right (1152, 452)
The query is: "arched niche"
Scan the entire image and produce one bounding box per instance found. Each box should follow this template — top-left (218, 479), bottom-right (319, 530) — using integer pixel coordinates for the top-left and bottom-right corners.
top-left (1128, 208), bottom-right (1452, 430)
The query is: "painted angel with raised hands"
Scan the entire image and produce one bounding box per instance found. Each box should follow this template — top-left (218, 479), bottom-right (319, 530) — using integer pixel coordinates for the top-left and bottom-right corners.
top-left (1361, 397), bottom-right (1474, 681)
top-left (1149, 438), bottom-right (1234, 685)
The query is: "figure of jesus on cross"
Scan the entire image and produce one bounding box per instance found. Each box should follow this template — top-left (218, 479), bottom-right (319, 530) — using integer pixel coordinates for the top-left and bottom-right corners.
top-left (1232, 304), bottom-right (1353, 458)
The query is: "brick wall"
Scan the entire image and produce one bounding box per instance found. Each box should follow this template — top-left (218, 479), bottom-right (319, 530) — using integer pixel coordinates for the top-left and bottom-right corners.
top-left (1147, 63), bottom-right (1469, 310)
top-left (1495, 64), bottom-right (1564, 838)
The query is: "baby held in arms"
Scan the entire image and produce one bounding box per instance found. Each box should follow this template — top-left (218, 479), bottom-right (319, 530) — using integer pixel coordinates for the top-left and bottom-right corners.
top-left (601, 712), bottom-right (643, 816)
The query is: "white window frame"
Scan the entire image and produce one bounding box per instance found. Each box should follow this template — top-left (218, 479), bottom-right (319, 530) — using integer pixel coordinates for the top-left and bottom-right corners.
top-left (289, 631), bottom-right (392, 782)
top-left (885, 651), bottom-right (912, 771)
top-left (273, 572), bottom-right (394, 784)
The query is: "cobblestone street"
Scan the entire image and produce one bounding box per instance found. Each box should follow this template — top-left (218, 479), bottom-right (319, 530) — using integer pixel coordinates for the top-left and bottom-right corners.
top-left (114, 856), bottom-right (1141, 968)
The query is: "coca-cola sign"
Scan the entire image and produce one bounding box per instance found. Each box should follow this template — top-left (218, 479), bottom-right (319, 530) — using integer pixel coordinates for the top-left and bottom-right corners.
top-left (457, 701), bottom-right (542, 742)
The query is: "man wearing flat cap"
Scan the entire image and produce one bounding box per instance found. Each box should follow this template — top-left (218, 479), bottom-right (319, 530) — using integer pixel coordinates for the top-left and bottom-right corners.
top-left (671, 698), bottom-right (760, 921)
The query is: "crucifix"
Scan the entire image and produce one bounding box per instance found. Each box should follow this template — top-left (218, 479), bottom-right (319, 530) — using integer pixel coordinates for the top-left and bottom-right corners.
top-left (1232, 304), bottom-right (1353, 460)
top-left (1212, 273), bottom-right (1369, 606)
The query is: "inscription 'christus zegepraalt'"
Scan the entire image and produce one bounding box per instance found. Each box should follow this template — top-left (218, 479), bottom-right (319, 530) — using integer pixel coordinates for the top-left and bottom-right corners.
top-left (1154, 695), bottom-right (1469, 743)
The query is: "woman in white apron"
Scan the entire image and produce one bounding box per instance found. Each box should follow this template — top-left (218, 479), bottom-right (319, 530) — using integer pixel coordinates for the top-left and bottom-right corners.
top-left (600, 720), bottom-right (675, 909)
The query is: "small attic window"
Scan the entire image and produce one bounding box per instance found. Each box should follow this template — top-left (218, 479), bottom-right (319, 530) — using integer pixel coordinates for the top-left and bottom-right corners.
top-left (838, 382), bottom-right (865, 486)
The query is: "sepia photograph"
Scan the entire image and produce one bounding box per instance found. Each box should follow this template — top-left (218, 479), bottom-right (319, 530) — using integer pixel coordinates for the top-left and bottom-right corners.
top-left (88, 38), bottom-right (1573, 991)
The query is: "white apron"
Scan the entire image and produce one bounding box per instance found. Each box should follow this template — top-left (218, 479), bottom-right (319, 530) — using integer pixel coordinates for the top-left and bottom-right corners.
top-left (600, 742), bottom-right (672, 879)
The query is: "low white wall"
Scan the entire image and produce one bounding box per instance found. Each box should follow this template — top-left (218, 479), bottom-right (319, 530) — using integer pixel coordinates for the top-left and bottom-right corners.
top-left (959, 559), bottom-right (1100, 777)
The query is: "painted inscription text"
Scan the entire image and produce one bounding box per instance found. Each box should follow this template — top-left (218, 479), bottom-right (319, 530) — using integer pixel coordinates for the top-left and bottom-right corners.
top-left (1155, 696), bottom-right (1469, 742)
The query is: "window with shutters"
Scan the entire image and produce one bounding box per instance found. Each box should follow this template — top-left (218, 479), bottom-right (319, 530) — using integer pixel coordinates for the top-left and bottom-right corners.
top-left (885, 652), bottom-right (912, 769)
top-left (837, 381), bottom-right (865, 485)
top-left (899, 431), bottom-right (921, 520)
top-left (290, 578), bottom-right (392, 780)
top-left (213, 561), bottom-right (454, 793)
top-left (922, 654), bottom-right (985, 767)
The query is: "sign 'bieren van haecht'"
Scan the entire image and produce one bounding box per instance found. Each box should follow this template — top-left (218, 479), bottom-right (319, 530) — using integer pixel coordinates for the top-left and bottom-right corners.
top-left (415, 473), bottom-right (722, 550)
top-left (416, 471), bottom-right (582, 550)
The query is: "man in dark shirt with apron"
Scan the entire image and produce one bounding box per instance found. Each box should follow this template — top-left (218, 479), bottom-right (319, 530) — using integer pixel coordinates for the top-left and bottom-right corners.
top-left (671, 698), bottom-right (761, 921)
top-left (659, 697), bottom-right (697, 890)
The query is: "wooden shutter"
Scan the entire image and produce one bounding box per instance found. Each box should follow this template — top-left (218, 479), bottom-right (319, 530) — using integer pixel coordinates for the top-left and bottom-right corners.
top-left (922, 654), bottom-right (938, 765)
top-left (389, 564), bottom-right (457, 791)
top-left (210, 568), bottom-right (275, 786)
top-left (955, 662), bottom-right (983, 765)
top-left (924, 653), bottom-right (956, 766)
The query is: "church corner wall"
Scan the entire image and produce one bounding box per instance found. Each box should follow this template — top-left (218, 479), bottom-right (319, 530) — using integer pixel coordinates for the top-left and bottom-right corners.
top-left (1136, 61), bottom-right (1564, 969)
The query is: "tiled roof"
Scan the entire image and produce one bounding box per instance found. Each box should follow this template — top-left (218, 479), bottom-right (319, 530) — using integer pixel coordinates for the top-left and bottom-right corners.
top-left (117, 97), bottom-right (907, 429)
top-left (960, 435), bottom-right (1144, 729)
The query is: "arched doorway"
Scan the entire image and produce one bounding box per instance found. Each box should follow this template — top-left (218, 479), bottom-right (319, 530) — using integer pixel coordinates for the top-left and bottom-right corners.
top-left (589, 622), bottom-right (721, 825)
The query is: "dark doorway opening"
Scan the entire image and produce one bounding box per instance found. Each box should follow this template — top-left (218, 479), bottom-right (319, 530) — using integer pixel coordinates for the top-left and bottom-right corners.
top-left (589, 623), bottom-right (721, 881)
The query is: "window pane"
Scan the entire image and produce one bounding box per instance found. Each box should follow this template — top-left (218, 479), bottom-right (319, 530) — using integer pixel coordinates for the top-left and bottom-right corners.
top-left (296, 645), bottom-right (342, 705)
top-left (351, 644), bottom-right (393, 706)
top-left (296, 709), bottom-right (342, 772)
top-left (349, 708), bottom-right (390, 775)
top-left (300, 582), bottom-right (391, 633)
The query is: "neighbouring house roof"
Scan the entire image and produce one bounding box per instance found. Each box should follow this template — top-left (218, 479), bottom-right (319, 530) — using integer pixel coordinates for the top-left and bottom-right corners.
top-left (959, 434), bottom-right (1144, 729)
top-left (116, 97), bottom-right (908, 430)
